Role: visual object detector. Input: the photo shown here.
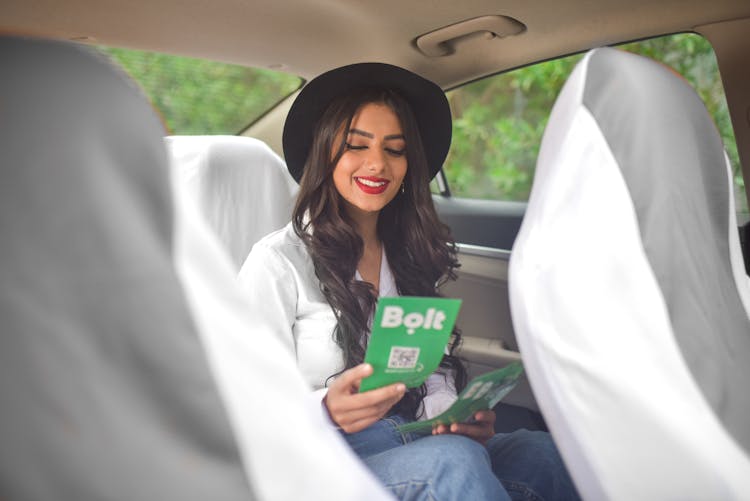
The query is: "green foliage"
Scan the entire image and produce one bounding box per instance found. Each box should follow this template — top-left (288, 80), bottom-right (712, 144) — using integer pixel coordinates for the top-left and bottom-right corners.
top-left (100, 38), bottom-right (746, 215)
top-left (444, 33), bottom-right (746, 215)
top-left (445, 54), bottom-right (581, 199)
top-left (101, 47), bottom-right (301, 135)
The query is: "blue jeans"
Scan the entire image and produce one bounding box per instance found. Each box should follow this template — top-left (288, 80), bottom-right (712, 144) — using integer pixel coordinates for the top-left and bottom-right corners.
top-left (341, 415), bottom-right (579, 501)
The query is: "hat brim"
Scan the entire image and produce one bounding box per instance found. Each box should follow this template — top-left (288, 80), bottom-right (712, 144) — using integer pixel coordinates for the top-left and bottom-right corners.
top-left (282, 62), bottom-right (451, 184)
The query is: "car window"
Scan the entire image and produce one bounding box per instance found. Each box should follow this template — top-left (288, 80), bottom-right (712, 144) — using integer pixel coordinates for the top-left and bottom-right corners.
top-left (439, 33), bottom-right (748, 224)
top-left (100, 46), bottom-right (302, 135)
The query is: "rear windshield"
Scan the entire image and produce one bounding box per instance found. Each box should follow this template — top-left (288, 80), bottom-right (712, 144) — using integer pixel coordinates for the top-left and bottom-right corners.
top-left (100, 46), bottom-right (302, 135)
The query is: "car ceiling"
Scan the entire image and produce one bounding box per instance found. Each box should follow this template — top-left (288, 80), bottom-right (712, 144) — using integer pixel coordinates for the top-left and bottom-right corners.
top-left (3, 0), bottom-right (750, 88)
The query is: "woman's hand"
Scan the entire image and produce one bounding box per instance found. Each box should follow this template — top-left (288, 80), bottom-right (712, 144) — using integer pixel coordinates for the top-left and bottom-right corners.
top-left (432, 409), bottom-right (496, 445)
top-left (324, 363), bottom-right (406, 434)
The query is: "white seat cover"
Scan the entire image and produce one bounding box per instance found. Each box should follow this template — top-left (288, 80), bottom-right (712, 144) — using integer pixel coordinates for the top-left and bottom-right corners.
top-left (510, 47), bottom-right (750, 499)
top-left (0, 36), bottom-right (390, 501)
top-left (166, 135), bottom-right (297, 270)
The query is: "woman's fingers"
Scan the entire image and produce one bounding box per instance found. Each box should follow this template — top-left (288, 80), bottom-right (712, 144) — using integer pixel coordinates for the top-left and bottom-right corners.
top-left (471, 410), bottom-right (496, 427)
top-left (345, 382), bottom-right (406, 409)
top-left (329, 363), bottom-right (373, 394)
top-left (328, 378), bottom-right (406, 414)
top-left (449, 410), bottom-right (496, 444)
top-left (331, 389), bottom-right (404, 429)
top-left (432, 423), bottom-right (450, 435)
top-left (431, 410), bottom-right (497, 444)
top-left (324, 364), bottom-right (406, 432)
top-left (448, 422), bottom-right (492, 441)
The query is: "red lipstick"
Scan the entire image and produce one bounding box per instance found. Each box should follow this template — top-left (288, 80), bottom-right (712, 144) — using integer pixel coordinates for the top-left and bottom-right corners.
top-left (355, 176), bottom-right (390, 195)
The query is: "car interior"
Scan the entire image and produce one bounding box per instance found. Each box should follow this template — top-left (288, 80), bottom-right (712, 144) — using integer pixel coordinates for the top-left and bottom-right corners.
top-left (1, 37), bottom-right (395, 501)
top-left (2, 0), bottom-right (750, 496)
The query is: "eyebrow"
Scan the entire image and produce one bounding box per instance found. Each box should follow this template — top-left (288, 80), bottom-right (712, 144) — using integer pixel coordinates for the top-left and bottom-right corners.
top-left (349, 128), bottom-right (405, 141)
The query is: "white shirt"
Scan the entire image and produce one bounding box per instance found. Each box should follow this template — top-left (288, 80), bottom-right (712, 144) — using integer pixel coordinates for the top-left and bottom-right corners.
top-left (237, 222), bottom-right (457, 421)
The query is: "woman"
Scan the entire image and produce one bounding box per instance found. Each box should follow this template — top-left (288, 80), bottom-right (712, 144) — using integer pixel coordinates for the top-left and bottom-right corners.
top-left (238, 62), bottom-right (578, 500)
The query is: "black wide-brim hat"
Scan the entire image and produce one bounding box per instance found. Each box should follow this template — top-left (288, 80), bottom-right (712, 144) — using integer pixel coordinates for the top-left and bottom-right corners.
top-left (282, 62), bottom-right (452, 184)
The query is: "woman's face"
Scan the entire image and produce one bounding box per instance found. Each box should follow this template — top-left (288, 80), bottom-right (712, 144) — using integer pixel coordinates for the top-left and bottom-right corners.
top-left (332, 102), bottom-right (408, 220)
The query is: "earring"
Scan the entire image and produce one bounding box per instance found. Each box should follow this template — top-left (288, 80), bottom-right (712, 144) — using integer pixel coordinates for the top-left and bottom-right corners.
top-left (400, 182), bottom-right (405, 194)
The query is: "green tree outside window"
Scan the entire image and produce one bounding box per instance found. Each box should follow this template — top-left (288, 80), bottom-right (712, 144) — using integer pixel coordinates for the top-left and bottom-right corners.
top-left (443, 34), bottom-right (747, 218)
top-left (101, 47), bottom-right (301, 135)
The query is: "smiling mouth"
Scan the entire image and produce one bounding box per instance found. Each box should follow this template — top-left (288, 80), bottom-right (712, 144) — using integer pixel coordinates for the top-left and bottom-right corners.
top-left (355, 176), bottom-right (390, 194)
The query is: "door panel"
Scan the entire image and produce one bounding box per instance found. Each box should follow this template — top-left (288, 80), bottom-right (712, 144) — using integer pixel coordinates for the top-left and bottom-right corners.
top-left (439, 240), bottom-right (541, 414)
top-left (434, 195), bottom-right (525, 250)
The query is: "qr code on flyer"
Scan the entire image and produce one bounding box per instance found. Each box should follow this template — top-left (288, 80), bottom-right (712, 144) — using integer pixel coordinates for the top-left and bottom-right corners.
top-left (387, 346), bottom-right (420, 369)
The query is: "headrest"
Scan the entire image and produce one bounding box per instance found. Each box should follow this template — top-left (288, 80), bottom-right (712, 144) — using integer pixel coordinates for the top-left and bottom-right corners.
top-left (166, 135), bottom-right (297, 270)
top-left (510, 47), bottom-right (750, 498)
top-left (0, 36), bottom-right (251, 499)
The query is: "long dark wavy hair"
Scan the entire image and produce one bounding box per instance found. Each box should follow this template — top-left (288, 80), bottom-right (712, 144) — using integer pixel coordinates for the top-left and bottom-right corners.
top-left (292, 86), bottom-right (466, 419)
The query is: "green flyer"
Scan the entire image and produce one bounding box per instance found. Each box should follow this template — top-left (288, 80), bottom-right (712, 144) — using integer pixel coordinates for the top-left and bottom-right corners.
top-left (359, 296), bottom-right (462, 393)
top-left (396, 362), bottom-right (524, 434)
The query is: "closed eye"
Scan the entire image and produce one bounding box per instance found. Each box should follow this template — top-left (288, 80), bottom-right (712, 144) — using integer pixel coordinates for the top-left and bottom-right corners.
top-left (345, 143), bottom-right (367, 150)
top-left (386, 147), bottom-right (406, 157)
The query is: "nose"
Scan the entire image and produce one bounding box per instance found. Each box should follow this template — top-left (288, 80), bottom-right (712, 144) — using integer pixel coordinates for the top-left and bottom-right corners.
top-left (365, 146), bottom-right (387, 173)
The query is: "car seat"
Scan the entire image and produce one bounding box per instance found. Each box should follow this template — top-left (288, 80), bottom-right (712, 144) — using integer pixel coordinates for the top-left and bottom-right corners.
top-left (509, 47), bottom-right (750, 499)
top-left (166, 135), bottom-right (297, 270)
top-left (0, 35), bottom-right (388, 501)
